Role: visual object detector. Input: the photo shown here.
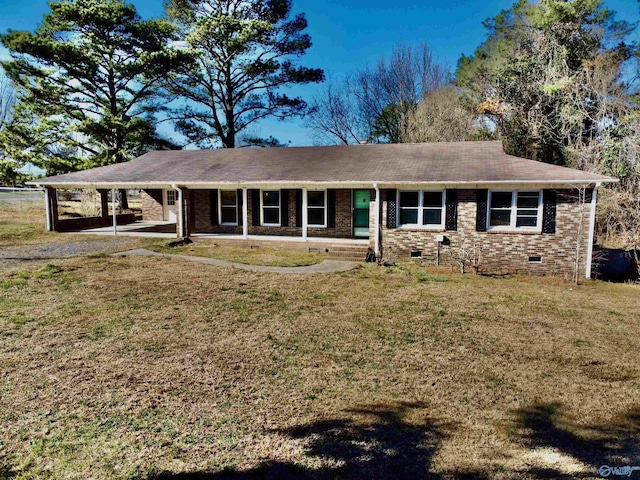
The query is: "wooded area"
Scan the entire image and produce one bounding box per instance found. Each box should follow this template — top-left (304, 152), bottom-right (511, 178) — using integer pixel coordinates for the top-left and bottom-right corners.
top-left (0, 0), bottom-right (638, 256)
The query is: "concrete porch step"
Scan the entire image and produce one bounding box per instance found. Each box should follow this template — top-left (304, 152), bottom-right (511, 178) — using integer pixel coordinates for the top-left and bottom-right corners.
top-left (307, 246), bottom-right (370, 253)
top-left (308, 245), bottom-right (369, 253)
top-left (325, 255), bottom-right (367, 262)
top-left (318, 247), bottom-right (370, 262)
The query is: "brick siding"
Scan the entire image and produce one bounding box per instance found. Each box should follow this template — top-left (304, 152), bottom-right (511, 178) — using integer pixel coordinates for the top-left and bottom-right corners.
top-left (382, 189), bottom-right (591, 276)
top-left (188, 189), bottom-right (353, 238)
top-left (140, 185), bottom-right (592, 276)
top-left (141, 189), bottom-right (164, 221)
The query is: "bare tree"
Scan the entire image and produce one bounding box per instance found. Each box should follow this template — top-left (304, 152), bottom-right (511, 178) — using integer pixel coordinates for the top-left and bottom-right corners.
top-left (596, 117), bottom-right (640, 276)
top-left (450, 236), bottom-right (482, 274)
top-left (0, 73), bottom-right (15, 131)
top-left (403, 87), bottom-right (479, 143)
top-left (356, 43), bottom-right (449, 143)
top-left (0, 73), bottom-right (19, 184)
top-left (306, 77), bottom-right (367, 145)
top-left (307, 43), bottom-right (449, 145)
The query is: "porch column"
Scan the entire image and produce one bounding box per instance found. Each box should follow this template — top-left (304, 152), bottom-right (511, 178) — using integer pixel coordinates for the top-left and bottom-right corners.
top-left (176, 186), bottom-right (184, 238)
top-left (302, 187), bottom-right (308, 241)
top-left (242, 188), bottom-right (248, 239)
top-left (98, 189), bottom-right (109, 218)
top-left (373, 183), bottom-right (380, 258)
top-left (181, 186), bottom-right (191, 238)
top-left (44, 187), bottom-right (59, 232)
top-left (585, 182), bottom-right (600, 279)
top-left (111, 188), bottom-right (118, 236)
top-left (44, 187), bottom-right (52, 231)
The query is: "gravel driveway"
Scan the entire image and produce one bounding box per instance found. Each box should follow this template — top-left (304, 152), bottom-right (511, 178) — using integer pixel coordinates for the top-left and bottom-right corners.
top-left (0, 237), bottom-right (140, 261)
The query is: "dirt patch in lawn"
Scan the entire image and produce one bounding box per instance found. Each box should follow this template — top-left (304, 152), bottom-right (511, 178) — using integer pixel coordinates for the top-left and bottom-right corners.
top-left (0, 256), bottom-right (638, 479)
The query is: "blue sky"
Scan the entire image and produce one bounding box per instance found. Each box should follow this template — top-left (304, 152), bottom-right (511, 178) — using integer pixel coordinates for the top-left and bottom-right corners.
top-left (1, 0), bottom-right (638, 148)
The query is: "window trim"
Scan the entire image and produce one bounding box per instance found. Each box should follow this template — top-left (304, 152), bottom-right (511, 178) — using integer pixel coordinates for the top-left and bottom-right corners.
top-left (397, 189), bottom-right (446, 229)
top-left (307, 189), bottom-right (327, 228)
top-left (218, 189), bottom-right (238, 226)
top-left (260, 189), bottom-right (281, 227)
top-left (487, 190), bottom-right (543, 232)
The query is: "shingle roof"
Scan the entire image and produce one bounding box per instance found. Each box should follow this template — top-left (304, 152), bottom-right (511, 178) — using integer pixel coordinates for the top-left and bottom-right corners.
top-left (33, 141), bottom-right (616, 187)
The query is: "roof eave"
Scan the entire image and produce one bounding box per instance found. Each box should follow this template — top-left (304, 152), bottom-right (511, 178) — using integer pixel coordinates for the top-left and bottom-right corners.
top-left (27, 178), bottom-right (618, 189)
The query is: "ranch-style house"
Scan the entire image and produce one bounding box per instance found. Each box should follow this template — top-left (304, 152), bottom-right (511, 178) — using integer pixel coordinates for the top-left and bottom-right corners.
top-left (30, 141), bottom-right (616, 277)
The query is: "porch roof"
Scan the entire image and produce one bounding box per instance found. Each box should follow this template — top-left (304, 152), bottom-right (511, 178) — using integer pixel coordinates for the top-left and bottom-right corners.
top-left (31, 141), bottom-right (616, 188)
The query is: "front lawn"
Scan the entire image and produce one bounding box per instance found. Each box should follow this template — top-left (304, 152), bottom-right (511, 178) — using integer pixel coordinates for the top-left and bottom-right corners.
top-left (0, 200), bottom-right (55, 247)
top-left (145, 240), bottom-right (326, 267)
top-left (0, 249), bottom-right (638, 479)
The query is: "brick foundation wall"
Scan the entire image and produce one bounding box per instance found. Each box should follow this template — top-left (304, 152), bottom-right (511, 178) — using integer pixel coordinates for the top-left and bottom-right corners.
top-left (141, 189), bottom-right (164, 221)
top-left (382, 189), bottom-right (591, 276)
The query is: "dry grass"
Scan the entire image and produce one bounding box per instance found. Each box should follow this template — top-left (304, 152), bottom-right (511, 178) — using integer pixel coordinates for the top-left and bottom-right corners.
top-left (0, 201), bottom-right (60, 247)
top-left (146, 240), bottom-right (326, 267)
top-left (0, 249), bottom-right (638, 479)
top-left (0, 203), bottom-right (146, 266)
top-left (58, 200), bottom-right (143, 218)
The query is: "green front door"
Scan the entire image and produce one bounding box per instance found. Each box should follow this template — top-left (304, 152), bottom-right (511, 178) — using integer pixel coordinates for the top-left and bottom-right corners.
top-left (353, 190), bottom-right (370, 238)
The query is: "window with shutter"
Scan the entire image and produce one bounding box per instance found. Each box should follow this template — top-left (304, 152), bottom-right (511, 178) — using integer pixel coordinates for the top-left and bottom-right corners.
top-left (487, 190), bottom-right (542, 231)
top-left (397, 190), bottom-right (446, 228)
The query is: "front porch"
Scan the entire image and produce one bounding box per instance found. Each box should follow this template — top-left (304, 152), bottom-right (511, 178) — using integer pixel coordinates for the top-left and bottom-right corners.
top-left (64, 218), bottom-right (370, 259)
top-left (67, 218), bottom-right (370, 244)
top-left (39, 184), bottom-right (382, 263)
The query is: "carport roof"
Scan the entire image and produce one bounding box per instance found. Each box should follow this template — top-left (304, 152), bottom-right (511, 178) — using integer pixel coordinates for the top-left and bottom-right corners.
top-left (31, 141), bottom-right (616, 187)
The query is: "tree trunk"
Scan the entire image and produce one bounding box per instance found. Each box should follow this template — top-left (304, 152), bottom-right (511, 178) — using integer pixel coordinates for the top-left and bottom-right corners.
top-left (119, 189), bottom-right (129, 210)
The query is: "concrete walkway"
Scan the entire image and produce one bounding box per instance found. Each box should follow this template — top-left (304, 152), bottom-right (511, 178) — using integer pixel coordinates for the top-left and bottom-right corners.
top-left (113, 248), bottom-right (359, 274)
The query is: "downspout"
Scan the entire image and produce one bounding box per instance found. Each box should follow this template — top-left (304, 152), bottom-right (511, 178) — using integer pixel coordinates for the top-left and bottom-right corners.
top-left (585, 182), bottom-right (601, 279)
top-left (373, 182), bottom-right (380, 259)
top-left (171, 184), bottom-right (183, 239)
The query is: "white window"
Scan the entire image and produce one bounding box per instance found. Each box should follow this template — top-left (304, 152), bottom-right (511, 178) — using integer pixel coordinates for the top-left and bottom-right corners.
top-left (307, 190), bottom-right (326, 228)
top-left (398, 190), bottom-right (445, 228)
top-left (261, 190), bottom-right (280, 226)
top-left (166, 190), bottom-right (177, 206)
top-left (488, 190), bottom-right (542, 230)
top-left (219, 190), bottom-right (238, 225)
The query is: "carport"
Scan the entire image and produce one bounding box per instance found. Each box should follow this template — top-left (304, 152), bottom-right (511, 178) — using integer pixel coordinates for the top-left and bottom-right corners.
top-left (37, 185), bottom-right (188, 238)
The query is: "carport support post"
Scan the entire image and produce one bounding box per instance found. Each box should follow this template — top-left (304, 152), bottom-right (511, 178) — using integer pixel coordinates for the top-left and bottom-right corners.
top-left (43, 186), bottom-right (59, 232)
top-left (242, 188), bottom-right (248, 239)
top-left (44, 187), bottom-right (52, 231)
top-left (177, 187), bottom-right (184, 238)
top-left (302, 188), bottom-right (308, 241)
top-left (111, 188), bottom-right (118, 236)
